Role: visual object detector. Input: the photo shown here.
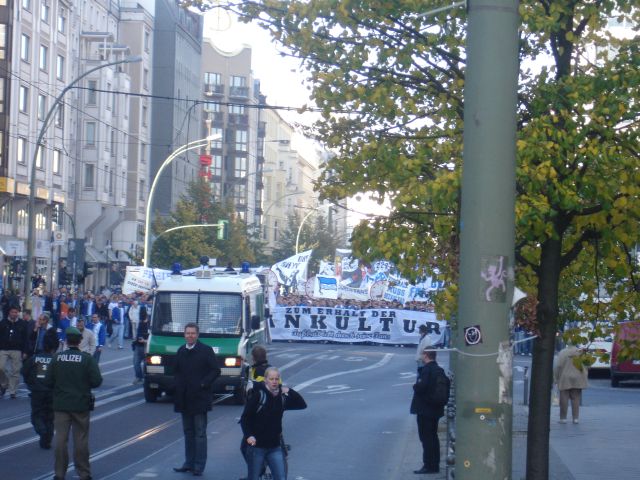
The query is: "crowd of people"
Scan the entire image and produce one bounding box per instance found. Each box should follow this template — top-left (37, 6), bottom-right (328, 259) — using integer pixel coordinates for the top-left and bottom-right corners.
top-left (274, 293), bottom-right (435, 312)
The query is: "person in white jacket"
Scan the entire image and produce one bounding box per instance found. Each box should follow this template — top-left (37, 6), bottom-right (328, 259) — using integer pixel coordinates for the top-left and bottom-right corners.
top-left (127, 301), bottom-right (141, 342)
top-left (554, 344), bottom-right (588, 424)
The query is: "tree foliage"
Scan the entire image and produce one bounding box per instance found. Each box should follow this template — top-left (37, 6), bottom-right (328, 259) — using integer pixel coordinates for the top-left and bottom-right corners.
top-left (188, 1), bottom-right (639, 477)
top-left (151, 179), bottom-right (256, 269)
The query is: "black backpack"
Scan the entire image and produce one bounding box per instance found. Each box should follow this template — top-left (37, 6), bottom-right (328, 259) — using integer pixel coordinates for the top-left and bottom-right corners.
top-left (426, 366), bottom-right (451, 407)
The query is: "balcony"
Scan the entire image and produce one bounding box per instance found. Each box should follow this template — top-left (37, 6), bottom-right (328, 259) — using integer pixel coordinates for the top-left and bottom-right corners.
top-left (204, 83), bottom-right (224, 96)
top-left (229, 86), bottom-right (249, 99)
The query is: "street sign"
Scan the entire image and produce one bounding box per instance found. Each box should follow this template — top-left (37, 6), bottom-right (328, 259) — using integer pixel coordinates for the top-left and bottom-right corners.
top-left (52, 231), bottom-right (66, 246)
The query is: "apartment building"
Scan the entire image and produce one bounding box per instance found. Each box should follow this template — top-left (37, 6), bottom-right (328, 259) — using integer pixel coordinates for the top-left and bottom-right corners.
top-left (200, 37), bottom-right (266, 226)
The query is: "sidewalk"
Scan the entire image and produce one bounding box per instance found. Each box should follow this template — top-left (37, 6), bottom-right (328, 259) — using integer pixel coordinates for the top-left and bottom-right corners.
top-left (398, 399), bottom-right (640, 479)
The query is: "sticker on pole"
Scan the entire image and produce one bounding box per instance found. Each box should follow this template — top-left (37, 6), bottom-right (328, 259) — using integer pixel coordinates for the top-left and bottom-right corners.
top-left (464, 325), bottom-right (483, 346)
top-left (480, 255), bottom-right (508, 302)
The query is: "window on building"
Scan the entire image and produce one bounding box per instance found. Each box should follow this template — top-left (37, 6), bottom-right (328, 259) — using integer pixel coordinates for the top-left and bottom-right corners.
top-left (87, 80), bottom-right (97, 104)
top-left (110, 129), bottom-right (116, 157)
top-left (274, 220), bottom-right (279, 241)
top-left (234, 156), bottom-right (247, 178)
top-left (211, 154), bottom-right (222, 176)
top-left (0, 24), bottom-right (6, 60)
top-left (108, 168), bottom-right (113, 193)
top-left (39, 45), bottom-right (48, 70)
top-left (0, 201), bottom-right (12, 224)
top-left (85, 122), bottom-right (96, 146)
top-left (55, 104), bottom-right (63, 128)
top-left (142, 105), bottom-right (148, 126)
top-left (139, 179), bottom-right (145, 200)
top-left (0, 77), bottom-right (4, 113)
top-left (22, 0), bottom-right (31, 11)
top-left (229, 104), bottom-right (245, 114)
top-left (57, 9), bottom-right (66, 33)
top-left (140, 142), bottom-right (147, 163)
top-left (19, 86), bottom-right (28, 112)
top-left (143, 68), bottom-right (149, 90)
top-left (144, 30), bottom-right (150, 52)
top-left (40, 3), bottom-right (49, 23)
top-left (112, 91), bottom-right (117, 114)
top-left (17, 137), bottom-right (26, 164)
top-left (235, 130), bottom-right (248, 152)
top-left (0, 131), bottom-right (3, 166)
top-left (36, 212), bottom-right (46, 231)
top-left (53, 149), bottom-right (61, 175)
top-left (204, 72), bottom-right (221, 87)
top-left (20, 34), bottom-right (30, 62)
top-left (211, 128), bottom-right (222, 149)
top-left (37, 94), bottom-right (46, 120)
top-left (233, 184), bottom-right (247, 205)
top-left (84, 164), bottom-right (95, 189)
top-left (35, 144), bottom-right (43, 169)
top-left (204, 101), bottom-right (219, 113)
top-left (230, 75), bottom-right (246, 87)
top-left (56, 55), bottom-right (64, 80)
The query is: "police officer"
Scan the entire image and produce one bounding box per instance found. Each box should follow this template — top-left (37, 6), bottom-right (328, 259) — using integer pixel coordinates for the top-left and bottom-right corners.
top-left (45, 327), bottom-right (102, 480)
top-left (21, 329), bottom-right (59, 448)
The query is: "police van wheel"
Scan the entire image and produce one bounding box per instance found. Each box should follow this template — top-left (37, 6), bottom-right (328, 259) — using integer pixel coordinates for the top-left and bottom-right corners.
top-left (144, 385), bottom-right (159, 403)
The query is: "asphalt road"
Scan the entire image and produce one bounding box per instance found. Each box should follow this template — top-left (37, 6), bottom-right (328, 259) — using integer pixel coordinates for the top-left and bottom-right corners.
top-left (0, 342), bottom-right (433, 480)
top-left (2, 344), bottom-right (637, 480)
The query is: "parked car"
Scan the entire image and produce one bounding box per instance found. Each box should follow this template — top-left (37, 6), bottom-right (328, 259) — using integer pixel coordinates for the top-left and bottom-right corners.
top-left (610, 321), bottom-right (640, 388)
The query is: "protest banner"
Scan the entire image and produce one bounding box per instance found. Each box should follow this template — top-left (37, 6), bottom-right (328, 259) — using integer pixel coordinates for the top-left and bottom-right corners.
top-left (271, 249), bottom-right (312, 288)
top-left (270, 306), bottom-right (446, 345)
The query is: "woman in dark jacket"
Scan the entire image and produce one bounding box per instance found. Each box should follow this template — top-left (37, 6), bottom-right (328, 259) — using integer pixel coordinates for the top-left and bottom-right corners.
top-left (240, 367), bottom-right (306, 480)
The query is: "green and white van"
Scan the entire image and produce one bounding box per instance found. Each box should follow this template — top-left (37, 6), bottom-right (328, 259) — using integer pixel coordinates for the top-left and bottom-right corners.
top-left (144, 269), bottom-right (268, 404)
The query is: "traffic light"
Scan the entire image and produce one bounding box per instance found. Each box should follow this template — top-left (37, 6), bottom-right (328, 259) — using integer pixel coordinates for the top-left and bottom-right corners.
top-left (217, 220), bottom-right (229, 240)
top-left (52, 205), bottom-right (60, 224)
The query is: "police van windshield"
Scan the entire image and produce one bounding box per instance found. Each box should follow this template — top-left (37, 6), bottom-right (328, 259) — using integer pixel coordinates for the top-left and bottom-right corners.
top-left (151, 292), bottom-right (242, 335)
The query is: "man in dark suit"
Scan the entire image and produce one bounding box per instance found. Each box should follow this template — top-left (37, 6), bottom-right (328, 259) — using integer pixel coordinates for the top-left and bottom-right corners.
top-left (410, 349), bottom-right (445, 474)
top-left (173, 323), bottom-right (220, 477)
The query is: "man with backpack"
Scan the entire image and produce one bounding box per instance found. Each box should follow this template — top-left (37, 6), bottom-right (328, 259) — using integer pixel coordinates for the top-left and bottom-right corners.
top-left (410, 349), bottom-right (450, 475)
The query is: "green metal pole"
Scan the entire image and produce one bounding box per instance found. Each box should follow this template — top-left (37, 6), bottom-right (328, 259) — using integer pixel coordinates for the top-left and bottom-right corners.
top-left (455, 1), bottom-right (519, 479)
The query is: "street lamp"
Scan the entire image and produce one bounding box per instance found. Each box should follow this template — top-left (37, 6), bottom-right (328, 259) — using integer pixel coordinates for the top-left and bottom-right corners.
top-left (296, 206), bottom-right (323, 255)
top-left (143, 134), bottom-right (222, 267)
top-left (23, 55), bottom-right (142, 307)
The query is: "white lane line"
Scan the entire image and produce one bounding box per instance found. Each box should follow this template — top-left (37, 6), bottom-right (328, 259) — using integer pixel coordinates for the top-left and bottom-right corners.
top-left (279, 352), bottom-right (326, 373)
top-left (294, 353), bottom-right (394, 392)
top-left (32, 395), bottom-right (229, 480)
top-left (101, 365), bottom-right (134, 376)
top-left (0, 389), bottom-right (143, 441)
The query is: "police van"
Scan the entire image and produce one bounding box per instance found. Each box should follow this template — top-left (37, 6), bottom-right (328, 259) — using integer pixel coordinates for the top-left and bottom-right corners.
top-left (144, 267), bottom-right (268, 404)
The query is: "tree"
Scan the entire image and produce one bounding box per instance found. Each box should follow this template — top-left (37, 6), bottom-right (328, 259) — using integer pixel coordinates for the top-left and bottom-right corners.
top-left (188, 2), bottom-right (639, 478)
top-left (151, 179), bottom-right (256, 269)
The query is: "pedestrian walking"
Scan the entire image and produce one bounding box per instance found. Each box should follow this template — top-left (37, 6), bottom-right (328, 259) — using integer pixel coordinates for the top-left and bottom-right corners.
top-left (74, 318), bottom-right (96, 356)
top-left (554, 344), bottom-right (588, 424)
top-left (240, 345), bottom-right (274, 480)
top-left (410, 349), bottom-right (448, 475)
top-left (31, 312), bottom-right (56, 355)
top-left (45, 327), bottom-right (102, 480)
top-left (86, 313), bottom-right (106, 363)
top-left (132, 313), bottom-right (149, 384)
top-left (0, 306), bottom-right (29, 398)
top-left (107, 301), bottom-right (125, 349)
top-left (21, 329), bottom-right (59, 448)
top-left (240, 367), bottom-right (307, 480)
top-left (172, 323), bottom-right (220, 477)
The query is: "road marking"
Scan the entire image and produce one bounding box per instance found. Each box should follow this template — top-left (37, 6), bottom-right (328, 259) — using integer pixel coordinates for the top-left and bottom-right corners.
top-left (279, 352), bottom-right (325, 373)
top-left (32, 395), bottom-right (230, 480)
top-left (308, 384), bottom-right (364, 395)
top-left (392, 382), bottom-right (414, 387)
top-left (294, 353), bottom-right (394, 392)
top-left (0, 390), bottom-right (144, 444)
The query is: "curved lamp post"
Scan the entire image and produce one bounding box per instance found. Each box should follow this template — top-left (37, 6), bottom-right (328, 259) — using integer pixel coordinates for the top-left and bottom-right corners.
top-left (143, 134), bottom-right (221, 267)
top-left (296, 206), bottom-right (323, 255)
top-left (24, 55), bottom-right (142, 306)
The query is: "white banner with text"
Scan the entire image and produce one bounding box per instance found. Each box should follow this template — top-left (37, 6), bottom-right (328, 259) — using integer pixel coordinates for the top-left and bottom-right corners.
top-left (270, 306), bottom-right (446, 345)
